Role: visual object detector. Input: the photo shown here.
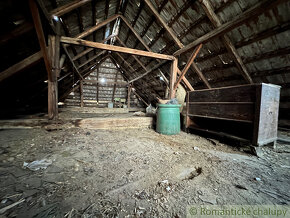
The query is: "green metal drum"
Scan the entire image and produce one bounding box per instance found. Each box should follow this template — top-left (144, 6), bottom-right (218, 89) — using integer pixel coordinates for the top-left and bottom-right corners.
top-left (156, 104), bottom-right (181, 135)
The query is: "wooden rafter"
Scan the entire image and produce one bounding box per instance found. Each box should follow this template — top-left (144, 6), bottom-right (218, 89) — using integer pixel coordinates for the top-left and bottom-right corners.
top-left (143, 0), bottom-right (205, 90)
top-left (80, 53), bottom-right (109, 75)
top-left (135, 0), bottom-right (168, 48)
top-left (144, 0), bottom-right (183, 48)
top-left (119, 15), bottom-right (193, 90)
top-left (50, 0), bottom-right (91, 17)
top-left (174, 44), bottom-right (202, 90)
top-left (110, 56), bottom-right (149, 106)
top-left (124, 1), bottom-right (144, 45)
top-left (111, 54), bottom-right (163, 99)
top-left (29, 0), bottom-right (52, 80)
top-left (0, 51), bottom-right (43, 82)
top-left (77, 51), bottom-right (106, 69)
top-left (174, 0), bottom-right (287, 56)
top-left (76, 14), bottom-right (119, 39)
top-left (60, 36), bottom-right (175, 60)
top-left (199, 0), bottom-right (253, 84)
top-left (63, 46), bottom-right (84, 80)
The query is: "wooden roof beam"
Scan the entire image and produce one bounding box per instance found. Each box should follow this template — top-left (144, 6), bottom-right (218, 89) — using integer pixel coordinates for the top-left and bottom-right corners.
top-left (144, 0), bottom-right (183, 48)
top-left (50, 0), bottom-right (91, 17)
top-left (75, 14), bottom-right (120, 39)
top-left (174, 44), bottom-right (202, 90)
top-left (78, 51), bottom-right (106, 69)
top-left (174, 0), bottom-right (287, 56)
top-left (0, 51), bottom-right (42, 82)
top-left (60, 36), bottom-right (175, 60)
top-left (200, 0), bottom-right (253, 84)
top-left (144, 0), bottom-right (203, 90)
top-left (29, 0), bottom-right (52, 80)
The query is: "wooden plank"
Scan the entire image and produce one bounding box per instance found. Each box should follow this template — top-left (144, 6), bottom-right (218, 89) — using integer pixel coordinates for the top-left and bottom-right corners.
top-left (170, 58), bottom-right (178, 98)
top-left (188, 85), bottom-right (256, 102)
top-left (0, 51), bottom-right (43, 82)
top-left (60, 36), bottom-right (175, 60)
top-left (188, 104), bottom-right (255, 122)
top-left (174, 0), bottom-right (287, 56)
top-left (76, 116), bottom-right (153, 130)
top-left (200, 0), bottom-right (253, 84)
top-left (252, 84), bottom-right (280, 146)
top-left (29, 0), bottom-right (52, 80)
top-left (174, 44), bottom-right (202, 90)
top-left (50, 0), bottom-right (91, 17)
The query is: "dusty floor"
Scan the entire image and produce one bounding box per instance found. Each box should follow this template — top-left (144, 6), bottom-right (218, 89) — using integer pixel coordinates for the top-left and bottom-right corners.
top-left (0, 124), bottom-right (290, 217)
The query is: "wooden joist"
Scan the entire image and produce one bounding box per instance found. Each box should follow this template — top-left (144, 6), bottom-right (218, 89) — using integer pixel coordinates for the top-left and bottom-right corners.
top-left (60, 36), bottom-right (175, 60)
top-left (174, 0), bottom-right (287, 56)
top-left (0, 51), bottom-right (42, 82)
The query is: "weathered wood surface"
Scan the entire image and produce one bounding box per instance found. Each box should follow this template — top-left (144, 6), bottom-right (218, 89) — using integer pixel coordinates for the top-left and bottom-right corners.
top-left (253, 84), bottom-right (281, 146)
top-left (60, 36), bottom-right (175, 60)
top-left (188, 84), bottom-right (256, 102)
top-left (76, 117), bottom-right (153, 129)
top-left (187, 83), bottom-right (281, 146)
top-left (174, 0), bottom-right (287, 56)
top-left (188, 103), bottom-right (254, 122)
top-left (0, 51), bottom-right (42, 82)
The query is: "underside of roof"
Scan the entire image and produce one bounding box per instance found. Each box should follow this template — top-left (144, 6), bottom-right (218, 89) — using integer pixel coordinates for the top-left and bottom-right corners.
top-left (0, 0), bottom-right (289, 119)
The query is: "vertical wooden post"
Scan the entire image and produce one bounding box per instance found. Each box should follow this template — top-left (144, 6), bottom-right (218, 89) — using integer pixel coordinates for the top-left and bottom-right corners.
top-left (80, 80), bottom-right (84, 107)
top-left (170, 58), bottom-right (178, 99)
top-left (127, 85), bottom-right (132, 108)
top-left (96, 66), bottom-right (99, 105)
top-left (48, 35), bottom-right (58, 120)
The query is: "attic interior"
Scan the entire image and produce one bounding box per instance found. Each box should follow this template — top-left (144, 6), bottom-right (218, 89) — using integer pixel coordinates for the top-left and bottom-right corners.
top-left (0, 0), bottom-right (290, 217)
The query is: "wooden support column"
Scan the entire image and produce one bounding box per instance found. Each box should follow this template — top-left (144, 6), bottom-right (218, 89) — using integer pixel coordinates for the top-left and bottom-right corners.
top-left (30, 0), bottom-right (58, 119)
top-left (96, 66), bottom-right (99, 104)
top-left (112, 69), bottom-right (119, 102)
top-left (80, 80), bottom-right (84, 107)
top-left (127, 85), bottom-right (132, 108)
top-left (170, 58), bottom-right (178, 99)
top-left (48, 35), bottom-right (58, 120)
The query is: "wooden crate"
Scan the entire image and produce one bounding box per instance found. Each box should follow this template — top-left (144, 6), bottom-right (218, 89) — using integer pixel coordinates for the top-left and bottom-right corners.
top-left (186, 83), bottom-right (280, 146)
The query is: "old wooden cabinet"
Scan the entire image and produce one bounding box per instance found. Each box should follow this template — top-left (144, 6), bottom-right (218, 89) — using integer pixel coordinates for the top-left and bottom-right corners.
top-left (186, 83), bottom-right (280, 146)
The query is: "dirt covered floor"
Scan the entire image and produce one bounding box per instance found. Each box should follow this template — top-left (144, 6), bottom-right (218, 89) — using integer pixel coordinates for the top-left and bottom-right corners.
top-left (0, 125), bottom-right (290, 217)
